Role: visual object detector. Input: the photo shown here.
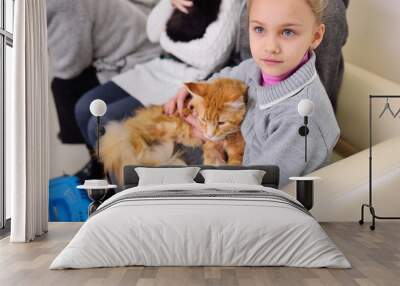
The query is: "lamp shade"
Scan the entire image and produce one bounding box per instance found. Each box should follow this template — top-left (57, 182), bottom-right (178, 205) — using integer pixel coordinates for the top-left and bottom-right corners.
top-left (297, 99), bottom-right (314, 117)
top-left (89, 99), bottom-right (107, 117)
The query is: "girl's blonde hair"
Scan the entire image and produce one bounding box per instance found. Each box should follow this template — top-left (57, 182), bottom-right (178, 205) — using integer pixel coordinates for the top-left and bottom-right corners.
top-left (247, 0), bottom-right (327, 23)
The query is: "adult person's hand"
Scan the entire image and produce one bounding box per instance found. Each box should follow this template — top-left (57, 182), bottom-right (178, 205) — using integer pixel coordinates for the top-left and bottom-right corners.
top-left (171, 0), bottom-right (193, 14)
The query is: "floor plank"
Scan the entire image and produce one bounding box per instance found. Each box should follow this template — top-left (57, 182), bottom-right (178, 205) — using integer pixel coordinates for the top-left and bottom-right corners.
top-left (0, 222), bottom-right (399, 286)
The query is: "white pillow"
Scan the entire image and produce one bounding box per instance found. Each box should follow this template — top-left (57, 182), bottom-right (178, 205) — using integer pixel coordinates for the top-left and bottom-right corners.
top-left (200, 169), bottom-right (266, 185)
top-left (135, 167), bottom-right (201, 186)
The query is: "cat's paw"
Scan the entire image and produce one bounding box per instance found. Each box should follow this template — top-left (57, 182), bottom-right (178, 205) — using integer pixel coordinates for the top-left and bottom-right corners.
top-left (215, 158), bottom-right (227, 166)
top-left (204, 157), bottom-right (226, 166)
top-left (227, 159), bottom-right (242, 165)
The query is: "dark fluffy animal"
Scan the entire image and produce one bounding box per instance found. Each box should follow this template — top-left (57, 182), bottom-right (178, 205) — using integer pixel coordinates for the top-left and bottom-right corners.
top-left (166, 0), bottom-right (222, 42)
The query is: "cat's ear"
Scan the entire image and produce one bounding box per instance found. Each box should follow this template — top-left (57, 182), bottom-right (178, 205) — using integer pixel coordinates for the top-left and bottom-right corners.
top-left (184, 82), bottom-right (208, 98)
top-left (225, 96), bottom-right (245, 110)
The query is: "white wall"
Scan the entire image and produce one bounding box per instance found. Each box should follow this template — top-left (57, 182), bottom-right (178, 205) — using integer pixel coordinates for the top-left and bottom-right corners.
top-left (343, 0), bottom-right (400, 84)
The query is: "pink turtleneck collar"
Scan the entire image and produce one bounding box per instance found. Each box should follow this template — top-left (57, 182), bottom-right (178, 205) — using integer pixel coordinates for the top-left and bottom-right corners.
top-left (261, 52), bottom-right (310, 87)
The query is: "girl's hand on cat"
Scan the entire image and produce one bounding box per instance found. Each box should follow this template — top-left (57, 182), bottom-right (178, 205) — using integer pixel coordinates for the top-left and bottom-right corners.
top-left (184, 114), bottom-right (207, 141)
top-left (171, 0), bottom-right (193, 14)
top-left (163, 86), bottom-right (189, 116)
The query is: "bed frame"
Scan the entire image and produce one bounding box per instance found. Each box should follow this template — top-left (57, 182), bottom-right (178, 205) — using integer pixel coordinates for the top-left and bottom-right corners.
top-left (122, 165), bottom-right (280, 189)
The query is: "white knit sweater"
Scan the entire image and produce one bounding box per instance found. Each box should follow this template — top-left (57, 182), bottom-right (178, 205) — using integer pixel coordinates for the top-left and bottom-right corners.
top-left (112, 0), bottom-right (243, 106)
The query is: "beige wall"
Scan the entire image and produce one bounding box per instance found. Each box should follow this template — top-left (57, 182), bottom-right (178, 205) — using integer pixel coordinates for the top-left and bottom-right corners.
top-left (343, 0), bottom-right (400, 84)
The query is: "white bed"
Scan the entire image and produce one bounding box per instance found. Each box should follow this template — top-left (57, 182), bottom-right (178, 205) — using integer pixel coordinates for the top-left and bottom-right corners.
top-left (50, 183), bottom-right (351, 269)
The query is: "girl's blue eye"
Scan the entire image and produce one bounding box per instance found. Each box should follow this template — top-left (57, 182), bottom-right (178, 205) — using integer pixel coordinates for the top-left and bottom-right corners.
top-left (254, 26), bottom-right (264, 33)
top-left (282, 29), bottom-right (295, 38)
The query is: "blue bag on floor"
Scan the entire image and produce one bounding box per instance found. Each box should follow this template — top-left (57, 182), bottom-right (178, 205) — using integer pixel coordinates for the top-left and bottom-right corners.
top-left (49, 176), bottom-right (90, 222)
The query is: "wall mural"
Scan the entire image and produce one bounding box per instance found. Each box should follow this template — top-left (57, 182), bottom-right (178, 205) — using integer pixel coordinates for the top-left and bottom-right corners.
top-left (47, 0), bottom-right (345, 222)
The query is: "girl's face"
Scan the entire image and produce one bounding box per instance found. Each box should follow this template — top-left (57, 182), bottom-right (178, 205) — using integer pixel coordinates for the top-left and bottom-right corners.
top-left (249, 0), bottom-right (325, 76)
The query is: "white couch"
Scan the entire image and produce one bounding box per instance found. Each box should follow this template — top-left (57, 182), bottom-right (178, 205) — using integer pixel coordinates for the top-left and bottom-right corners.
top-left (283, 63), bottom-right (400, 221)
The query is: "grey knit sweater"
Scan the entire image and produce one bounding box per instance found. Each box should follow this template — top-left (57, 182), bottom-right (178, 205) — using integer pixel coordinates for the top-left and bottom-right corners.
top-left (210, 52), bottom-right (340, 187)
top-left (46, 0), bottom-right (162, 82)
top-left (233, 0), bottom-right (349, 111)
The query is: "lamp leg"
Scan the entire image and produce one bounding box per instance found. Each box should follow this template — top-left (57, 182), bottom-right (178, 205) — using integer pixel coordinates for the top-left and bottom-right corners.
top-left (304, 116), bottom-right (308, 163)
top-left (305, 132), bottom-right (307, 162)
top-left (96, 116), bottom-right (100, 160)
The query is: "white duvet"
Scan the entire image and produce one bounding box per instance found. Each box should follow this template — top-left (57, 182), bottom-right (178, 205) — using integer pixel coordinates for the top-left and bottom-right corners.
top-left (50, 183), bottom-right (351, 269)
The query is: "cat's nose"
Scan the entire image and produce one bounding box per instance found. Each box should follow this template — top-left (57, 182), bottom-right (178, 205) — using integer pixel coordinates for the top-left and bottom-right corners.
top-left (206, 126), bottom-right (215, 138)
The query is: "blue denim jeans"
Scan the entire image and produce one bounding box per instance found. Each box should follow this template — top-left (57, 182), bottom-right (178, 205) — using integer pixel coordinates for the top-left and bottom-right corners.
top-left (74, 81), bottom-right (144, 148)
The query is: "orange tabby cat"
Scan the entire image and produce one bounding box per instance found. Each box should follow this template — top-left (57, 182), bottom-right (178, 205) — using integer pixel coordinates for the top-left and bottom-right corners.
top-left (99, 78), bottom-right (247, 184)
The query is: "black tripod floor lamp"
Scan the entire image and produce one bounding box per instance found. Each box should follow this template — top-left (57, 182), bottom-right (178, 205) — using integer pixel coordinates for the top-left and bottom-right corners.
top-left (359, 95), bottom-right (400, 230)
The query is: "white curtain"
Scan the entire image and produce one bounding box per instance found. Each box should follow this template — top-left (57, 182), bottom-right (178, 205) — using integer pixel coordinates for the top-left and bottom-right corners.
top-left (8, 0), bottom-right (49, 242)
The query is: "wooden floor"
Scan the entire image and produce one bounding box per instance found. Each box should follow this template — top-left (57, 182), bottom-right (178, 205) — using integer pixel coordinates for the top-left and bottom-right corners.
top-left (0, 222), bottom-right (399, 286)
